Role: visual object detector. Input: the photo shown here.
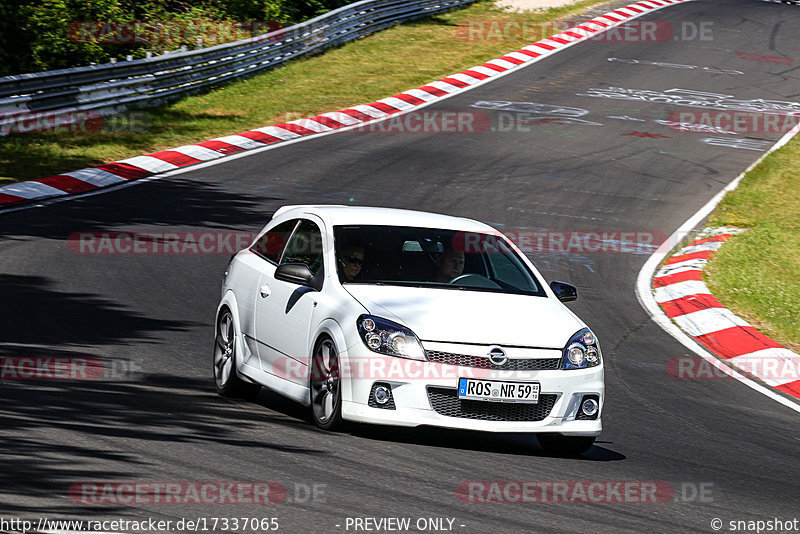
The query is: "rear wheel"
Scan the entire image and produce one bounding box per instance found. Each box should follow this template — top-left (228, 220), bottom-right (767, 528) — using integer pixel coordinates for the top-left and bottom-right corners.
top-left (213, 308), bottom-right (261, 399)
top-left (309, 337), bottom-right (342, 430)
top-left (537, 433), bottom-right (595, 455)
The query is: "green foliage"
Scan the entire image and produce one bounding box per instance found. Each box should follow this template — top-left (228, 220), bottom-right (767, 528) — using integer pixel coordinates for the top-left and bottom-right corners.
top-left (0, 0), bottom-right (359, 75)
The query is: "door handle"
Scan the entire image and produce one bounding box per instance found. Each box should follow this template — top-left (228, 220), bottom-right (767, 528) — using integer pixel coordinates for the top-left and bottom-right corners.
top-left (259, 284), bottom-right (271, 298)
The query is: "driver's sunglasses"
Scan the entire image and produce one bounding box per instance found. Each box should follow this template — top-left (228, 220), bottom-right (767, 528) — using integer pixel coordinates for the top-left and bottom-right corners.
top-left (345, 255), bottom-right (364, 266)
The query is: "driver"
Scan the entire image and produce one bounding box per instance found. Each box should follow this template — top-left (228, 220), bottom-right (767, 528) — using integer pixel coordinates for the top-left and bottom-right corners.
top-left (338, 245), bottom-right (365, 282)
top-left (435, 248), bottom-right (464, 283)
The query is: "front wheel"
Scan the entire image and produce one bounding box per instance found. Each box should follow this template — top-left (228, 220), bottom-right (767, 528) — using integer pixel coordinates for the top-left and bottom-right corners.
top-left (309, 337), bottom-right (342, 430)
top-left (537, 433), bottom-right (595, 455)
top-left (213, 308), bottom-right (261, 399)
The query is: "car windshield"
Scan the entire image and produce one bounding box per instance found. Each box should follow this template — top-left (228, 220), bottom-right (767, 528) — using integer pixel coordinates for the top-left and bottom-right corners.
top-left (333, 225), bottom-right (545, 296)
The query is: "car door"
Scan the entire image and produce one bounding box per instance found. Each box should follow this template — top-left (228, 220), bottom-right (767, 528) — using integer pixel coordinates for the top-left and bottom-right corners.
top-left (243, 217), bottom-right (298, 352)
top-left (254, 217), bottom-right (325, 385)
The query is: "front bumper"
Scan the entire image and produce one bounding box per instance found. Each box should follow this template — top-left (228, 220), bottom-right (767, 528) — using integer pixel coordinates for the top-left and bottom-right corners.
top-left (339, 348), bottom-right (604, 435)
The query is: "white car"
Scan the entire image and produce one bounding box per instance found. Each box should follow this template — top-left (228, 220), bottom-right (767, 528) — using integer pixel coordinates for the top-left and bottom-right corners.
top-left (214, 205), bottom-right (603, 454)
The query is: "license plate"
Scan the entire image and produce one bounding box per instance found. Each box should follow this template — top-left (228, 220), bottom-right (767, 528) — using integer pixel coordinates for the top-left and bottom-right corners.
top-left (458, 378), bottom-right (540, 403)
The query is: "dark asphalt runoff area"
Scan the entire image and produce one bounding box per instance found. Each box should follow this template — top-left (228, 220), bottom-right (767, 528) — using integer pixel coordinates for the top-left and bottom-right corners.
top-left (1, 0), bottom-right (799, 532)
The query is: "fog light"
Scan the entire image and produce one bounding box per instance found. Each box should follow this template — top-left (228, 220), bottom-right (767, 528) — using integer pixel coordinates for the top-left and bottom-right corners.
top-left (581, 398), bottom-right (599, 417)
top-left (374, 386), bottom-right (391, 405)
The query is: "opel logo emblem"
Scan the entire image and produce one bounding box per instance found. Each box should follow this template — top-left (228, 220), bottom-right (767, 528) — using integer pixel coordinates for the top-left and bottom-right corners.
top-left (488, 347), bottom-right (508, 366)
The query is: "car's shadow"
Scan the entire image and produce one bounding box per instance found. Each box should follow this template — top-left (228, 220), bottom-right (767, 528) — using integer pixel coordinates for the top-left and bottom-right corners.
top-left (254, 389), bottom-right (625, 461)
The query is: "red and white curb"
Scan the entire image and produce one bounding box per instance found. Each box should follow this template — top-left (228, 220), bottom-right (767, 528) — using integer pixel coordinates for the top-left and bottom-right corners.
top-left (654, 228), bottom-right (800, 400)
top-left (0, 0), bottom-right (693, 210)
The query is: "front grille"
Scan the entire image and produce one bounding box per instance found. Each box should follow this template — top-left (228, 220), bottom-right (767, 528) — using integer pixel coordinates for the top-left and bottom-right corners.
top-left (425, 350), bottom-right (562, 371)
top-left (427, 387), bottom-right (557, 422)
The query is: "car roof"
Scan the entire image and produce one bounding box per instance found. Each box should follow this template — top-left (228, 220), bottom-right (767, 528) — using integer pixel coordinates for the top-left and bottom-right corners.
top-left (272, 205), bottom-right (494, 232)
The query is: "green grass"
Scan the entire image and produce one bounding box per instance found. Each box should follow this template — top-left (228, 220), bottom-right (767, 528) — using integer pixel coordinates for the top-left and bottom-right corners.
top-left (706, 139), bottom-right (800, 352)
top-left (0, 0), bottom-right (606, 183)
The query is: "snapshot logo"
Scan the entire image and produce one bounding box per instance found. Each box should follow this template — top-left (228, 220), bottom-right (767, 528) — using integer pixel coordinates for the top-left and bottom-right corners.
top-left (350, 111), bottom-right (491, 134)
top-left (451, 231), bottom-right (666, 255)
top-left (667, 356), bottom-right (800, 382)
top-left (68, 20), bottom-right (283, 45)
top-left (69, 482), bottom-right (287, 505)
top-left (0, 111), bottom-right (150, 135)
top-left (0, 356), bottom-right (143, 381)
top-left (457, 20), bottom-right (712, 42)
top-left (666, 110), bottom-right (800, 134)
top-left (457, 481), bottom-right (714, 504)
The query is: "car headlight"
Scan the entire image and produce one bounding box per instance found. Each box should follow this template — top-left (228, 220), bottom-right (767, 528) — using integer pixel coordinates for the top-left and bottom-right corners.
top-left (357, 315), bottom-right (426, 361)
top-left (562, 328), bottom-right (601, 370)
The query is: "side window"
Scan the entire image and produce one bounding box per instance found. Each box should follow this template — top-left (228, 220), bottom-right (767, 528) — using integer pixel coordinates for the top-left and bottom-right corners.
top-left (484, 240), bottom-right (539, 293)
top-left (251, 219), bottom-right (297, 264)
top-left (280, 219), bottom-right (324, 275)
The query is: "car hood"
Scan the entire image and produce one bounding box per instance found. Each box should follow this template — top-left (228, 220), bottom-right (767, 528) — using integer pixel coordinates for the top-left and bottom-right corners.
top-left (343, 284), bottom-right (585, 348)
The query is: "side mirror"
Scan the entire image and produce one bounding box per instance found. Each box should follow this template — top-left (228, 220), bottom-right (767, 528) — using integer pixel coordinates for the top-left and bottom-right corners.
top-left (550, 281), bottom-right (577, 302)
top-left (275, 263), bottom-right (317, 288)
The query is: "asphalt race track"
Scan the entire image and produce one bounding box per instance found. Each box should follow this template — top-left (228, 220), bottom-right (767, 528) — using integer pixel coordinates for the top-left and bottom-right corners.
top-left (1, 0), bottom-right (799, 532)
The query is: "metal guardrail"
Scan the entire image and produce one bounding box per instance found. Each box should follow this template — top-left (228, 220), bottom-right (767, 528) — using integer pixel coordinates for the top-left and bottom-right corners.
top-left (0, 0), bottom-right (473, 122)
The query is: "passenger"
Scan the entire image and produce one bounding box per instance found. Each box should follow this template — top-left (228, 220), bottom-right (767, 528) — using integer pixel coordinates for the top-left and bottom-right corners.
top-left (338, 245), bottom-right (365, 282)
top-left (435, 248), bottom-right (465, 283)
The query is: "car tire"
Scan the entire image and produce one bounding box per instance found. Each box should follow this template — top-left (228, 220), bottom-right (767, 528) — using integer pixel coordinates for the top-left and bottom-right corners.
top-left (213, 307), bottom-right (261, 400)
top-left (309, 336), bottom-right (342, 430)
top-left (537, 433), bottom-right (595, 455)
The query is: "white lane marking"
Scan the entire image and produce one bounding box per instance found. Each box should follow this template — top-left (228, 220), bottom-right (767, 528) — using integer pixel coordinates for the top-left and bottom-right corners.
top-left (0, 181), bottom-right (68, 198)
top-left (655, 258), bottom-right (708, 277)
top-left (636, 114), bottom-right (800, 413)
top-left (319, 111), bottom-right (362, 125)
top-left (402, 88), bottom-right (439, 102)
top-left (674, 241), bottom-right (725, 255)
top-left (447, 72), bottom-right (483, 85)
top-left (377, 96), bottom-right (416, 111)
top-left (654, 280), bottom-right (711, 303)
top-left (168, 144), bottom-right (226, 161)
top-left (503, 51), bottom-right (536, 63)
top-left (250, 126), bottom-right (300, 140)
top-left (117, 156), bottom-right (179, 173)
top-left (349, 104), bottom-right (388, 118)
top-left (467, 65), bottom-right (502, 77)
top-left (288, 118), bottom-right (333, 132)
top-left (423, 80), bottom-right (459, 93)
top-left (485, 58), bottom-right (517, 70)
top-left (209, 134), bottom-right (267, 149)
top-left (729, 349), bottom-right (800, 386)
top-left (672, 308), bottom-right (751, 337)
top-left (63, 168), bottom-right (128, 187)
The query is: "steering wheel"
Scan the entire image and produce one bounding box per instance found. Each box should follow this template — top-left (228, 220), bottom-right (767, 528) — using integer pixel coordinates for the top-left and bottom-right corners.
top-left (448, 273), bottom-right (502, 289)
